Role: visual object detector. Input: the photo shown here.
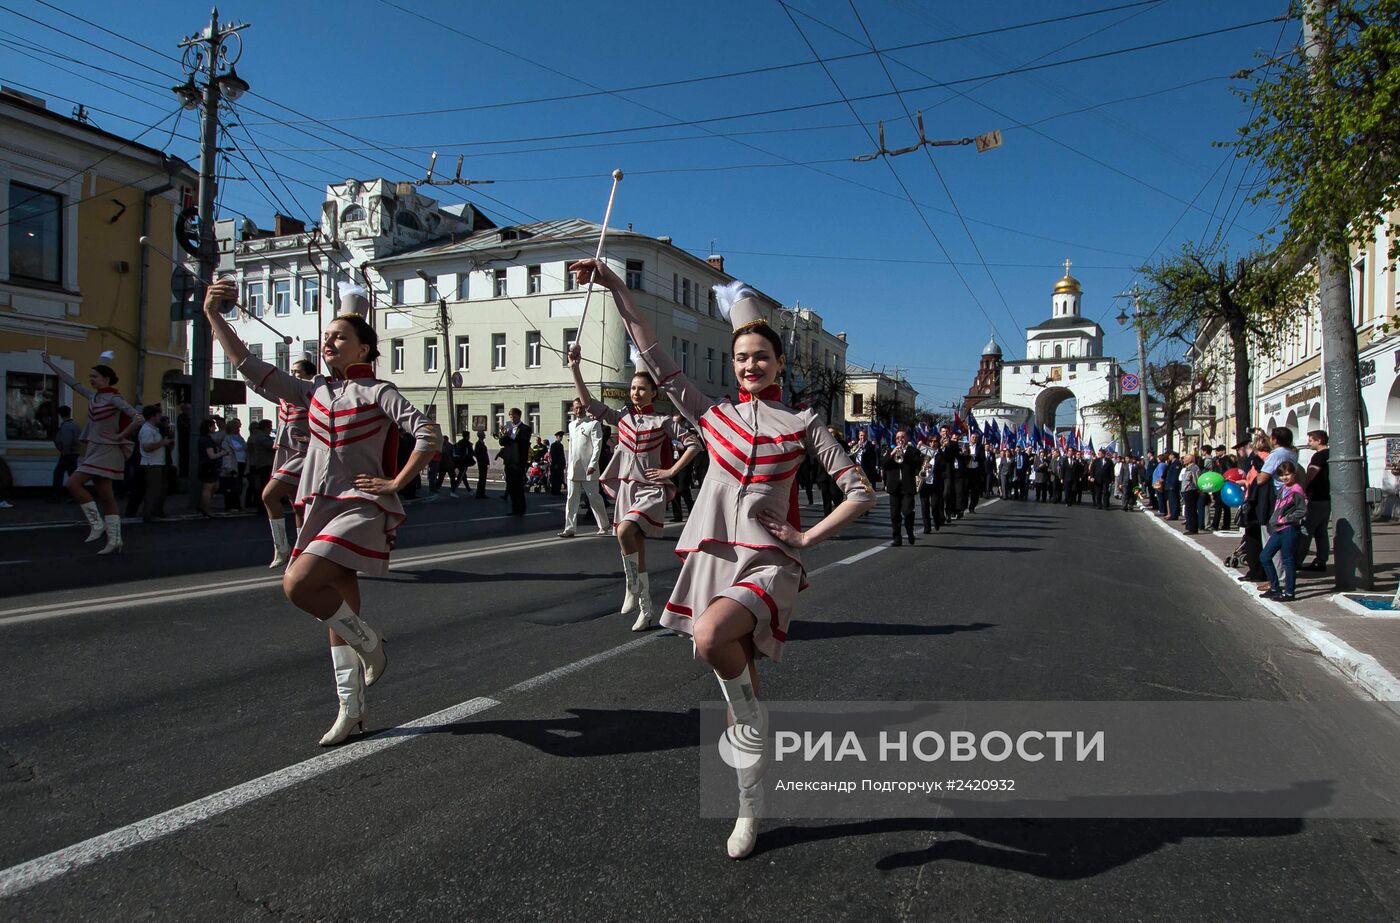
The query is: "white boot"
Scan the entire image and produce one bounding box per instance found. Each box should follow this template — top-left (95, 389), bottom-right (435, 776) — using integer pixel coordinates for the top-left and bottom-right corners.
top-left (717, 669), bottom-right (767, 859)
top-left (268, 518), bottom-right (291, 568)
top-left (631, 571), bottom-right (657, 631)
top-left (619, 552), bottom-right (639, 616)
top-left (80, 502), bottom-right (105, 542)
top-left (325, 602), bottom-right (387, 686)
top-left (319, 645), bottom-right (367, 746)
top-left (97, 515), bottom-right (122, 555)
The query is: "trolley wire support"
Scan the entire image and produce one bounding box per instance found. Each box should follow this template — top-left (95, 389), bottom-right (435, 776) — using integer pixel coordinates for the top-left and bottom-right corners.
top-left (852, 113), bottom-right (1003, 162)
top-left (417, 151), bottom-right (495, 188)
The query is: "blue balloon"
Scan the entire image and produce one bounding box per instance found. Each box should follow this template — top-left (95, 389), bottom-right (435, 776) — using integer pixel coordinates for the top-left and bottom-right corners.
top-left (1220, 481), bottom-right (1245, 508)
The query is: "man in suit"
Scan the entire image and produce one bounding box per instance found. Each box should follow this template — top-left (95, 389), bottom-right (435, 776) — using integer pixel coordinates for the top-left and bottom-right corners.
top-left (1088, 448), bottom-right (1114, 509)
top-left (1117, 455), bottom-right (1141, 510)
top-left (882, 429), bottom-right (923, 546)
top-left (964, 431), bottom-right (988, 514)
top-left (498, 407), bottom-right (532, 515)
top-left (558, 399), bottom-right (607, 537)
top-left (940, 433), bottom-right (965, 519)
top-left (1065, 452), bottom-right (1086, 506)
top-left (997, 448), bottom-right (1015, 500)
top-left (548, 432), bottom-right (567, 496)
top-left (851, 430), bottom-right (879, 489)
top-left (1163, 451), bottom-right (1183, 520)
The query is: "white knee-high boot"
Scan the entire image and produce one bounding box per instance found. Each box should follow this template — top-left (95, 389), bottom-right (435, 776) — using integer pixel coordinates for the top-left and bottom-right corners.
top-left (319, 645), bottom-right (366, 746)
top-left (716, 669), bottom-right (767, 859)
top-left (325, 602), bottom-right (387, 686)
top-left (97, 515), bottom-right (122, 555)
top-left (80, 502), bottom-right (105, 542)
top-left (619, 552), bottom-right (639, 616)
top-left (631, 571), bottom-right (657, 631)
top-left (269, 518), bottom-right (291, 568)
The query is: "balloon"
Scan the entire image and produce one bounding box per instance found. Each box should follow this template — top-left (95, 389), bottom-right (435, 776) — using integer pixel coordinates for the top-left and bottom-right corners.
top-left (1222, 467), bottom-right (1244, 483)
top-left (1220, 481), bottom-right (1245, 508)
top-left (1197, 471), bottom-right (1225, 494)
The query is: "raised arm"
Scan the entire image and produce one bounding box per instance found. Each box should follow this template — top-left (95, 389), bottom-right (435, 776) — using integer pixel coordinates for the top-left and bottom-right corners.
top-left (204, 277), bottom-right (312, 407)
top-left (569, 259), bottom-right (713, 426)
top-left (40, 352), bottom-right (94, 401)
top-left (203, 277), bottom-right (249, 366)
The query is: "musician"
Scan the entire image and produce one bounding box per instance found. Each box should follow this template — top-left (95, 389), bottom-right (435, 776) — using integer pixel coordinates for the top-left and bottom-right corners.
top-left (851, 430), bottom-right (879, 488)
top-left (918, 435), bottom-right (943, 533)
top-left (881, 428), bottom-right (922, 546)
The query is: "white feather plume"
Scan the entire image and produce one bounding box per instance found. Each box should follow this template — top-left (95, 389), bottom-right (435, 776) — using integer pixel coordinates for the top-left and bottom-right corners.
top-left (337, 280), bottom-right (368, 301)
top-left (98, 349), bottom-right (116, 361)
top-left (712, 280), bottom-right (756, 322)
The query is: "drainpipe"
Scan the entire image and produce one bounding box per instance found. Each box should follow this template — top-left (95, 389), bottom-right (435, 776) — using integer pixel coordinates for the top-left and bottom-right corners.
top-left (138, 167), bottom-right (176, 404)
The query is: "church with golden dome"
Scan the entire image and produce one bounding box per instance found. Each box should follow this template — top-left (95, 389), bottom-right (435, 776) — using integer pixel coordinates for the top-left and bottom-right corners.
top-left (964, 260), bottom-right (1120, 448)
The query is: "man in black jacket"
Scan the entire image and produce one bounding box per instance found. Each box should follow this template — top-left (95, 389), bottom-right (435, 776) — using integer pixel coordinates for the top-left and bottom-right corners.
top-left (964, 431), bottom-right (988, 514)
top-left (1088, 449), bottom-right (1114, 509)
top-left (882, 429), bottom-right (922, 546)
top-left (498, 408), bottom-right (532, 515)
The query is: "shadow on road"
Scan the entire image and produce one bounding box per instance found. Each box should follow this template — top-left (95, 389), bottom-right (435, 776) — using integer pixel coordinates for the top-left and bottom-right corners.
top-left (413, 707), bottom-right (701, 757)
top-left (789, 620), bottom-right (996, 641)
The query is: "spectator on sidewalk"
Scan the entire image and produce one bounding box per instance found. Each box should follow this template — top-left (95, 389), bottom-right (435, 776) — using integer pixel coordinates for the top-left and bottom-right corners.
top-left (222, 419), bottom-right (248, 512)
top-left (473, 431), bottom-right (490, 499)
top-left (1163, 451), bottom-right (1183, 520)
top-left (1240, 433), bottom-right (1273, 583)
top-left (448, 432), bottom-right (472, 498)
top-left (135, 405), bottom-right (173, 521)
top-left (196, 417), bottom-right (220, 518)
top-left (1261, 426), bottom-right (1299, 491)
top-left (1261, 460), bottom-right (1308, 602)
top-left (51, 405), bottom-right (80, 500)
top-left (245, 418), bottom-right (275, 510)
top-left (1299, 430), bottom-right (1330, 571)
top-left (1207, 445), bottom-right (1233, 531)
top-left (1180, 452), bottom-right (1202, 534)
top-left (550, 432), bottom-right (567, 496)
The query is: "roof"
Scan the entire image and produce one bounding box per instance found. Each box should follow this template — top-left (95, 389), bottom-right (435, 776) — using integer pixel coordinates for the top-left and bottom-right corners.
top-left (1026, 315), bottom-right (1104, 333)
top-left (981, 335), bottom-right (1002, 356)
top-left (1, 91), bottom-right (194, 176)
top-left (374, 218), bottom-right (691, 266)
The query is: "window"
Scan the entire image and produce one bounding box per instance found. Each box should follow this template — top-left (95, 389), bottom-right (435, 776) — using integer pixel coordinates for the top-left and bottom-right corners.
top-left (672, 336), bottom-right (678, 362)
top-left (275, 340), bottom-right (289, 372)
top-left (456, 335), bottom-right (470, 371)
top-left (626, 260), bottom-right (644, 290)
top-left (492, 403), bottom-right (506, 433)
top-left (456, 272), bottom-right (470, 300)
top-left (300, 277), bottom-right (319, 313)
top-left (245, 282), bottom-right (264, 318)
top-left (493, 333), bottom-right (507, 370)
top-left (563, 328), bottom-right (578, 365)
top-left (561, 401), bottom-right (573, 431)
top-left (398, 212), bottom-right (421, 231)
top-left (341, 204), bottom-right (365, 223)
top-left (273, 279), bottom-right (291, 316)
top-left (526, 331), bottom-right (542, 367)
top-left (223, 355), bottom-right (233, 378)
top-left (250, 407), bottom-right (263, 424)
top-left (681, 339), bottom-right (690, 375)
top-left (425, 337), bottom-right (439, 372)
top-left (8, 182), bottom-right (62, 284)
top-left (6, 371), bottom-right (58, 440)
top-left (526, 402), bottom-right (540, 436)
top-left (682, 278), bottom-right (691, 308)
top-left (563, 262), bottom-right (577, 291)
top-left (673, 273), bottom-right (679, 302)
top-left (706, 347), bottom-right (715, 383)
top-left (852, 393), bottom-right (864, 416)
top-left (708, 289), bottom-right (717, 317)
top-left (528, 265), bottom-right (541, 294)
top-left (392, 279), bottom-right (406, 305)
top-left (494, 269), bottom-right (507, 297)
top-left (721, 352), bottom-right (730, 386)
top-left (391, 338), bottom-right (405, 373)
top-left (1355, 255), bottom-right (1368, 324)
top-left (1054, 345), bottom-right (1063, 359)
top-left (249, 343), bottom-right (262, 362)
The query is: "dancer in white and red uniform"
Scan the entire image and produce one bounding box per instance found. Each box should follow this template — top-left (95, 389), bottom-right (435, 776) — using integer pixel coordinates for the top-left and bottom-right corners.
top-left (571, 349), bottom-right (700, 630)
top-left (570, 260), bottom-right (874, 859)
top-left (252, 357), bottom-right (315, 568)
top-left (205, 277), bottom-right (440, 746)
top-left (41, 352), bottom-right (143, 555)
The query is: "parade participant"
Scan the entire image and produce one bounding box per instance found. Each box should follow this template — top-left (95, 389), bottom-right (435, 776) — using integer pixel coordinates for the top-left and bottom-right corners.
top-left (570, 347), bottom-right (701, 630)
top-left (557, 397), bottom-right (610, 538)
top-left (473, 431), bottom-right (490, 498)
top-left (252, 357), bottom-right (316, 568)
top-left (570, 260), bottom-right (875, 860)
top-left (919, 437), bottom-right (943, 533)
top-left (40, 351), bottom-right (143, 554)
top-left (203, 277), bottom-right (439, 747)
top-left (883, 429), bottom-right (922, 545)
top-left (964, 430), bottom-right (987, 513)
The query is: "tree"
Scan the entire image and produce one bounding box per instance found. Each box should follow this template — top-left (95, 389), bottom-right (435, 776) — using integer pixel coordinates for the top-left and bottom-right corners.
top-left (788, 356), bottom-right (849, 425)
top-left (1147, 360), bottom-right (1218, 453)
top-left (1135, 243), bottom-right (1315, 444)
top-left (1087, 395), bottom-right (1142, 451)
top-left (869, 394), bottom-right (912, 430)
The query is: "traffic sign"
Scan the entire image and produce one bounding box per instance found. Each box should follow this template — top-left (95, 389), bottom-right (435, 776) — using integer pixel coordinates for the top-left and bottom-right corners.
top-left (451, 372), bottom-right (463, 387)
top-left (1120, 373), bottom-right (1140, 394)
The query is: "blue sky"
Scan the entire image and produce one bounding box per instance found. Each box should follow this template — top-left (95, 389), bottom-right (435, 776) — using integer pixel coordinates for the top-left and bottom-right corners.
top-left (2, 0), bottom-right (1290, 411)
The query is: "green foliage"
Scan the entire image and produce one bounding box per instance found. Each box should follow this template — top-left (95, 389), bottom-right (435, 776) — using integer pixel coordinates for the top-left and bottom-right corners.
top-left (1234, 0), bottom-right (1400, 259)
top-left (1088, 395), bottom-right (1142, 444)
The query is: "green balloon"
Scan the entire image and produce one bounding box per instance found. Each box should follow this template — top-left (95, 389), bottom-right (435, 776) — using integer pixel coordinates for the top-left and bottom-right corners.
top-left (1197, 471), bottom-right (1225, 494)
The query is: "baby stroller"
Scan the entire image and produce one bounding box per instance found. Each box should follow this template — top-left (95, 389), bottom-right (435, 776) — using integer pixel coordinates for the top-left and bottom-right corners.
top-left (1222, 535), bottom-right (1247, 569)
top-left (526, 459), bottom-right (548, 493)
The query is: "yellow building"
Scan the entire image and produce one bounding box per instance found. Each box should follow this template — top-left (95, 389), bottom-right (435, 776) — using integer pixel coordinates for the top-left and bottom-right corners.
top-left (0, 88), bottom-right (196, 486)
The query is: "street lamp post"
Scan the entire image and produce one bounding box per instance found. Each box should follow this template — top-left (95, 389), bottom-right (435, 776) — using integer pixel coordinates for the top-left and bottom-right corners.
top-left (1117, 291), bottom-right (1153, 459)
top-left (173, 9), bottom-right (249, 501)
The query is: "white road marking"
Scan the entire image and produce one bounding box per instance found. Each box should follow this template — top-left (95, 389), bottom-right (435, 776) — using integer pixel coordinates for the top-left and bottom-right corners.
top-left (0, 560), bottom-right (31, 566)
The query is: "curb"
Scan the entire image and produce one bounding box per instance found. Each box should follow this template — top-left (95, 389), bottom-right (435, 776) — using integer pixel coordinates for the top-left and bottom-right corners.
top-left (1143, 511), bottom-right (1400, 703)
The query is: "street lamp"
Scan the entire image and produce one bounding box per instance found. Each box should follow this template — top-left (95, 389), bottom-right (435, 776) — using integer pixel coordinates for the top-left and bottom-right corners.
top-left (1116, 293), bottom-right (1154, 459)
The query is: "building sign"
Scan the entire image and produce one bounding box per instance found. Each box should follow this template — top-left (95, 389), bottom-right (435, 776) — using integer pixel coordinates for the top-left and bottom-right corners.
top-left (472, 415), bottom-right (488, 434)
top-left (601, 387), bottom-right (629, 400)
top-left (1388, 438), bottom-right (1400, 468)
top-left (1263, 400), bottom-right (1283, 416)
top-left (1360, 358), bottom-right (1376, 387)
top-left (1285, 384), bottom-right (1323, 407)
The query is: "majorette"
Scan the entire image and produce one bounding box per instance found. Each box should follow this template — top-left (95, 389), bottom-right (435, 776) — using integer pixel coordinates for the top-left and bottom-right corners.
top-left (204, 276), bottom-right (441, 747)
top-left (569, 260), bottom-right (875, 859)
top-left (570, 343), bottom-right (701, 630)
top-left (41, 350), bottom-right (143, 555)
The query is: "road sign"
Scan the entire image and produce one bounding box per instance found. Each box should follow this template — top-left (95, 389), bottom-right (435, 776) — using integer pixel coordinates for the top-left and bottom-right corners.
top-left (1120, 373), bottom-right (1140, 394)
top-left (451, 372), bottom-right (463, 388)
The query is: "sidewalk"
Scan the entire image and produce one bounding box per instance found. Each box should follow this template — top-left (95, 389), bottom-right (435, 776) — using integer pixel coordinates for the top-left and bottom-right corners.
top-left (1143, 503), bottom-right (1400, 702)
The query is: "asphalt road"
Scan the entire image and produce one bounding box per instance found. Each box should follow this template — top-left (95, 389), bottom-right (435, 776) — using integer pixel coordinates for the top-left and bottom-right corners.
top-left (4, 492), bottom-right (1400, 921)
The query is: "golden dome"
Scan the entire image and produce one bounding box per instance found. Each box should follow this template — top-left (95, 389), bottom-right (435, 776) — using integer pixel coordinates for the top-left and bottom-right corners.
top-left (1053, 258), bottom-right (1081, 295)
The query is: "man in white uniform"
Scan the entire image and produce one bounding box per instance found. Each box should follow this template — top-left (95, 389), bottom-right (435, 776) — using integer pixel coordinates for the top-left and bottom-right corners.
top-left (558, 398), bottom-right (609, 537)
